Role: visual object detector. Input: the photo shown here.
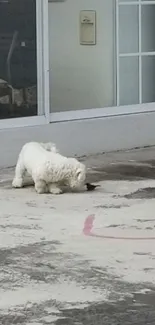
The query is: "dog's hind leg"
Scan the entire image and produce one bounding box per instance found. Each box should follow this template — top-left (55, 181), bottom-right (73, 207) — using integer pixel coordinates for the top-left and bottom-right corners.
top-left (48, 183), bottom-right (63, 195)
top-left (12, 155), bottom-right (26, 188)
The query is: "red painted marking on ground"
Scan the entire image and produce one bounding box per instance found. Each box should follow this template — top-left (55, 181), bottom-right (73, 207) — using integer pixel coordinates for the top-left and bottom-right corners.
top-left (83, 215), bottom-right (155, 240)
top-left (83, 214), bottom-right (95, 235)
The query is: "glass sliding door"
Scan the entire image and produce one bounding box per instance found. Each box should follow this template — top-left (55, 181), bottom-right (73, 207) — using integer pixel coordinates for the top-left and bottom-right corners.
top-left (117, 0), bottom-right (155, 106)
top-left (48, 0), bottom-right (155, 120)
top-left (0, 0), bottom-right (39, 119)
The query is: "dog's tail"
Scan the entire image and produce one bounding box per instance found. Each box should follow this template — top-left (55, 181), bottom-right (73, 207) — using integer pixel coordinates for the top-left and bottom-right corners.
top-left (40, 142), bottom-right (59, 153)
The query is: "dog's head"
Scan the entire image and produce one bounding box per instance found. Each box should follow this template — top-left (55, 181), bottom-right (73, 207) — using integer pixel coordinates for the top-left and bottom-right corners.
top-left (68, 160), bottom-right (86, 189)
top-left (40, 142), bottom-right (58, 153)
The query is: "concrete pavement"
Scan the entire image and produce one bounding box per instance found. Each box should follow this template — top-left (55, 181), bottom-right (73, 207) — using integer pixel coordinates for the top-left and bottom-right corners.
top-left (0, 147), bottom-right (155, 324)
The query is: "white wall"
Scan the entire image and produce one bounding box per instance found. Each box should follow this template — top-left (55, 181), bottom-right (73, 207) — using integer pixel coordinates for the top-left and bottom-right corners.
top-left (48, 0), bottom-right (115, 112)
top-left (1, 112), bottom-right (155, 168)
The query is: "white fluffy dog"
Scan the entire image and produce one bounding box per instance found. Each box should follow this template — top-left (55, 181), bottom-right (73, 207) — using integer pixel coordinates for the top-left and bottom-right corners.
top-left (12, 142), bottom-right (86, 194)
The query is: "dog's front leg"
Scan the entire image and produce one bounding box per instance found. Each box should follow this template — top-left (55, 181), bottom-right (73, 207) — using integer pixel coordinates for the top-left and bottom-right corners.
top-left (48, 183), bottom-right (62, 195)
top-left (34, 179), bottom-right (47, 194)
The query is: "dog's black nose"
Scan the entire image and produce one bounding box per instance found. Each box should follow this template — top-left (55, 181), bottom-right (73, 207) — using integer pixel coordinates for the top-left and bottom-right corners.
top-left (86, 182), bottom-right (100, 191)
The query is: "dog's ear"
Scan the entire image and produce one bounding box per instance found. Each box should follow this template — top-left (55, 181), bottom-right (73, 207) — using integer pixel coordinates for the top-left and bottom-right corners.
top-left (76, 168), bottom-right (82, 180)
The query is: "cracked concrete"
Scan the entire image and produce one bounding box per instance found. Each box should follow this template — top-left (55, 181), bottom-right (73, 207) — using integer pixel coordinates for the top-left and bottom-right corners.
top-left (0, 147), bottom-right (155, 324)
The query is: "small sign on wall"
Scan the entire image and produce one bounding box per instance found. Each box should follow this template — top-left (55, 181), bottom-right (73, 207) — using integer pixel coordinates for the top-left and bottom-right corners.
top-left (80, 10), bottom-right (96, 45)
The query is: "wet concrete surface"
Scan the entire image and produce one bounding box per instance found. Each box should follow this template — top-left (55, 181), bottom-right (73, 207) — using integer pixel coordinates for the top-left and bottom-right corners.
top-left (56, 293), bottom-right (155, 325)
top-left (86, 161), bottom-right (155, 183)
top-left (1, 147), bottom-right (155, 324)
top-left (124, 187), bottom-right (155, 199)
top-left (82, 151), bottom-right (155, 325)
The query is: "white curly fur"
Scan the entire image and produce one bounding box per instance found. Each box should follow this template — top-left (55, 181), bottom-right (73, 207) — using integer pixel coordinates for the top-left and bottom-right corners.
top-left (12, 142), bottom-right (86, 194)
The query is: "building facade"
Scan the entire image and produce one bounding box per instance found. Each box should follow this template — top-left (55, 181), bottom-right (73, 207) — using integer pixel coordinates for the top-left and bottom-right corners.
top-left (0, 0), bottom-right (155, 167)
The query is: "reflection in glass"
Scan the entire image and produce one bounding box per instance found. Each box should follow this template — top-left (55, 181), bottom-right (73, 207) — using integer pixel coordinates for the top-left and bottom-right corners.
top-left (119, 5), bottom-right (139, 54)
top-left (119, 56), bottom-right (139, 105)
top-left (142, 56), bottom-right (155, 103)
top-left (0, 0), bottom-right (37, 119)
top-left (141, 5), bottom-right (155, 52)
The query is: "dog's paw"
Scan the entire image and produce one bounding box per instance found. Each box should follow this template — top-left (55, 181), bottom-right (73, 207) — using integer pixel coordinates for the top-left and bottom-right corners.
top-left (12, 177), bottom-right (23, 188)
top-left (49, 187), bottom-right (63, 195)
top-left (35, 187), bottom-right (47, 194)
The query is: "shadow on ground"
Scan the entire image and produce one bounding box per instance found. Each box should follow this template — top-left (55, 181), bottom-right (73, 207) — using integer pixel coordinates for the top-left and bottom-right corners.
top-left (86, 161), bottom-right (155, 183)
top-left (56, 292), bottom-right (155, 325)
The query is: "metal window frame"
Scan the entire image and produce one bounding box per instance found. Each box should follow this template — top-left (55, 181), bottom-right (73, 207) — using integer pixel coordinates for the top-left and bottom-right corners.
top-left (116, 0), bottom-right (155, 106)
